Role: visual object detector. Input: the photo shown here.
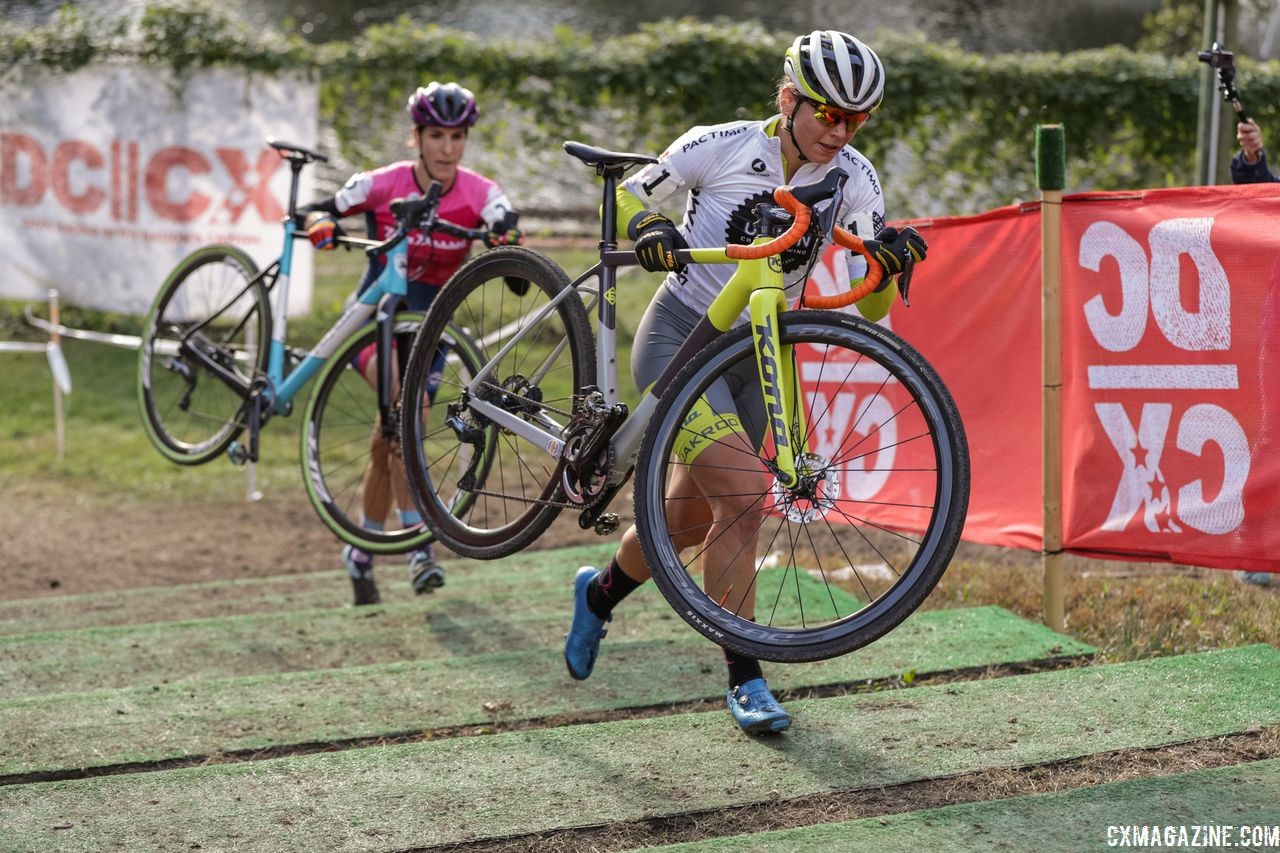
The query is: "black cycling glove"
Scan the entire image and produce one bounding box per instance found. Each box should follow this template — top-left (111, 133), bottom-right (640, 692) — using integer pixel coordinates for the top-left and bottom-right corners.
top-left (478, 211), bottom-right (530, 296)
top-left (631, 211), bottom-right (688, 273)
top-left (864, 226), bottom-right (927, 278)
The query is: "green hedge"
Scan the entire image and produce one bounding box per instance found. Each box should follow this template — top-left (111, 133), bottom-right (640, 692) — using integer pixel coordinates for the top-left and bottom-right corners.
top-left (4, 2), bottom-right (1278, 215)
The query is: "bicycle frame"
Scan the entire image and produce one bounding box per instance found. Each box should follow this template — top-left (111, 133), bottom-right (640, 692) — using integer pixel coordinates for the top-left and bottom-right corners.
top-left (180, 211), bottom-right (415, 419)
top-left (447, 162), bottom-right (877, 507)
top-left (458, 240), bottom-right (807, 488)
top-left (269, 231), bottom-right (412, 418)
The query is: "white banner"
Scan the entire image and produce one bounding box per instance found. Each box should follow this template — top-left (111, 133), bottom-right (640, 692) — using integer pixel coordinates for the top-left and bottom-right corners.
top-left (0, 63), bottom-right (317, 315)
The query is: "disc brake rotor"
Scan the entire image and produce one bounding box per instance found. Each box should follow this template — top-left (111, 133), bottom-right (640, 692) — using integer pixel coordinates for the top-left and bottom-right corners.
top-left (771, 452), bottom-right (841, 524)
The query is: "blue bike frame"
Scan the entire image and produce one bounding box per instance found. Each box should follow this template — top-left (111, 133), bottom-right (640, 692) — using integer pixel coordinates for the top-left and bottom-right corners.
top-left (262, 220), bottom-right (412, 415)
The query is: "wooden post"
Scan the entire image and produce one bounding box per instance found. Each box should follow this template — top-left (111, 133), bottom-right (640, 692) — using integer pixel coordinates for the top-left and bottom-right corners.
top-left (1197, 0), bottom-right (1222, 184)
top-left (1214, 1), bottom-right (1243, 185)
top-left (1036, 125), bottom-right (1066, 633)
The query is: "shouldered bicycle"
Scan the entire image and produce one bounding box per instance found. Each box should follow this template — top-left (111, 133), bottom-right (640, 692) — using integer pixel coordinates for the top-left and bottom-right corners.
top-left (399, 141), bottom-right (969, 662)
top-left (137, 139), bottom-right (491, 556)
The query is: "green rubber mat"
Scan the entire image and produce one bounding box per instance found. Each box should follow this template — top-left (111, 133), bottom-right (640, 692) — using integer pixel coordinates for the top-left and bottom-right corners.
top-left (636, 758), bottom-right (1280, 852)
top-left (0, 646), bottom-right (1273, 851)
top-left (0, 544), bottom-right (618, 636)
top-left (0, 606), bottom-right (1091, 777)
top-left (0, 583), bottom-right (668, 698)
top-left (0, 566), bottom-right (860, 697)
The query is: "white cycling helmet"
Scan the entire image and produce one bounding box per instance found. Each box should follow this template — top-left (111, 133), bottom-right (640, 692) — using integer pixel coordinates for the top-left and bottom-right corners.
top-left (783, 30), bottom-right (885, 113)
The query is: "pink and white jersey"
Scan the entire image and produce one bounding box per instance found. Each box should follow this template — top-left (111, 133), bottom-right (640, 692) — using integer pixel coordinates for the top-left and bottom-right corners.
top-left (334, 161), bottom-right (514, 286)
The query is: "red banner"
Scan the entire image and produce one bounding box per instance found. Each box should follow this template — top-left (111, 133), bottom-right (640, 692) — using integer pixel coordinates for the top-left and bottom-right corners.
top-left (802, 202), bottom-right (1044, 551)
top-left (1060, 185), bottom-right (1280, 572)
top-left (800, 185), bottom-right (1280, 573)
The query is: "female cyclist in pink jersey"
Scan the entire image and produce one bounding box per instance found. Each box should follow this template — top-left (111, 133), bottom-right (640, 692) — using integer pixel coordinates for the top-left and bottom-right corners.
top-left (302, 81), bottom-right (523, 606)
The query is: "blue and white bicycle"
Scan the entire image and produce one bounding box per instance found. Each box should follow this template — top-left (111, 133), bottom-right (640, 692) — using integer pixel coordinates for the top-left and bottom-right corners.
top-left (137, 139), bottom-right (492, 556)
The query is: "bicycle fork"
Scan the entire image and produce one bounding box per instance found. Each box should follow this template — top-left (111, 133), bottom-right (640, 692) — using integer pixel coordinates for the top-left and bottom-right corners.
top-left (748, 287), bottom-right (808, 489)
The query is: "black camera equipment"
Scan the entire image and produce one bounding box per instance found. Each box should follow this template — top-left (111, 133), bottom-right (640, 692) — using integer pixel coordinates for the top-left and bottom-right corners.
top-left (1198, 42), bottom-right (1252, 123)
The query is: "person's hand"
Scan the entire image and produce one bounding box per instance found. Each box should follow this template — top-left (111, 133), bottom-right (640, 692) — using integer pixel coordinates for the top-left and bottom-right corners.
top-left (864, 226), bottom-right (927, 277)
top-left (1238, 120), bottom-right (1265, 163)
top-left (484, 227), bottom-right (524, 248)
top-left (304, 211), bottom-right (342, 250)
top-left (632, 212), bottom-right (688, 273)
top-left (484, 211), bottom-right (523, 249)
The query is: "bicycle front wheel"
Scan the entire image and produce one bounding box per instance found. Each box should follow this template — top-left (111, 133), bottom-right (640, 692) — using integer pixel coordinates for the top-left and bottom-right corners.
top-left (302, 313), bottom-right (485, 555)
top-left (137, 245), bottom-right (269, 465)
top-left (635, 310), bottom-right (969, 662)
top-left (400, 246), bottom-right (596, 560)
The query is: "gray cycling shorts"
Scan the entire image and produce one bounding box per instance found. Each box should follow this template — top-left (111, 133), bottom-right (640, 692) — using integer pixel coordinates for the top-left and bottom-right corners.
top-left (632, 285), bottom-right (766, 459)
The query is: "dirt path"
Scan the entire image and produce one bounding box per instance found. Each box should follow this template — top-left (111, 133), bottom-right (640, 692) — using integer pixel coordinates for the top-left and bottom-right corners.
top-left (0, 480), bottom-right (614, 601)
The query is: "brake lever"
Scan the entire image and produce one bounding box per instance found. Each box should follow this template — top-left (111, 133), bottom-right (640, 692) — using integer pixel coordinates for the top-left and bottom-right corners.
top-left (814, 173), bottom-right (848, 245)
top-left (898, 255), bottom-right (914, 307)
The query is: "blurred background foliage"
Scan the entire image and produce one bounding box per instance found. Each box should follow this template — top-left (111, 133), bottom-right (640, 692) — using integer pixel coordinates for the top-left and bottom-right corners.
top-left (2, 0), bottom-right (1278, 217)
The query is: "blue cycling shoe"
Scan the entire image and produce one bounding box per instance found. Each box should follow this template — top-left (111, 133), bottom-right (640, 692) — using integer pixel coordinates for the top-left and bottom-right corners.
top-left (564, 566), bottom-right (611, 680)
top-left (727, 677), bottom-right (791, 734)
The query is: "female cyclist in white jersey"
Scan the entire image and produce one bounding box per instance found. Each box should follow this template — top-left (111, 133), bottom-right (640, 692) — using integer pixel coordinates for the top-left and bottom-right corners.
top-left (563, 30), bottom-right (927, 734)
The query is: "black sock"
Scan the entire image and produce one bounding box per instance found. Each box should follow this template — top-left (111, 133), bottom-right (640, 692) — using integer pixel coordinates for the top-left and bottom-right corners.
top-left (724, 647), bottom-right (763, 690)
top-left (586, 558), bottom-right (642, 619)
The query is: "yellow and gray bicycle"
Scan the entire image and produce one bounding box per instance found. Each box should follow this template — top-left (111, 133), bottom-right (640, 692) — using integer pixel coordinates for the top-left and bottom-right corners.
top-left (399, 141), bottom-right (969, 662)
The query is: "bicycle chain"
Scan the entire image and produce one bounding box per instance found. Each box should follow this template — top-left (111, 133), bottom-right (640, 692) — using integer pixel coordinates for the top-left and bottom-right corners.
top-left (463, 486), bottom-right (581, 510)
top-left (456, 383), bottom-right (598, 510)
top-left (473, 378), bottom-right (575, 420)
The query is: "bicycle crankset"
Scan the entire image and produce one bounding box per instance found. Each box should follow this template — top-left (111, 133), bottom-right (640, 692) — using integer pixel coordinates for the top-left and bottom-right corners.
top-left (561, 426), bottom-right (612, 506)
top-left (561, 388), bottom-right (628, 507)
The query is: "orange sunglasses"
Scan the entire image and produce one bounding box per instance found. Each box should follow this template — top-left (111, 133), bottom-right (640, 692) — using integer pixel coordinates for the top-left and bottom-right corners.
top-left (805, 97), bottom-right (871, 128)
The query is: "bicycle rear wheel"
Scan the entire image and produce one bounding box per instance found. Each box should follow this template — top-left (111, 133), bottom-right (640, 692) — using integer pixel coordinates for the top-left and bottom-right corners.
top-left (302, 313), bottom-right (485, 555)
top-left (137, 245), bottom-right (269, 465)
top-left (400, 246), bottom-right (596, 560)
top-left (635, 310), bottom-right (969, 662)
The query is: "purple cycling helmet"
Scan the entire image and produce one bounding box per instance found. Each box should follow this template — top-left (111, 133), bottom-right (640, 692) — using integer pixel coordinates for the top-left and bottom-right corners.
top-left (406, 81), bottom-right (479, 128)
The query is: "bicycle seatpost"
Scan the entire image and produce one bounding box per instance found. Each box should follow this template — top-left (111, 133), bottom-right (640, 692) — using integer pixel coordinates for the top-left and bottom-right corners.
top-left (286, 158), bottom-right (305, 221)
top-left (598, 170), bottom-right (621, 249)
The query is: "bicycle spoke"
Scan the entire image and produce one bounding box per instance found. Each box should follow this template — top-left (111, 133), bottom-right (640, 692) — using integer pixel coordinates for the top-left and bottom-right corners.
top-left (672, 423), bottom-right (772, 463)
top-left (825, 500), bottom-right (923, 554)
top-left (426, 440), bottom-right (468, 481)
top-left (384, 251), bottom-right (583, 558)
top-left (802, 523), bottom-right (846, 622)
top-left (825, 403), bottom-right (923, 471)
top-left (637, 314), bottom-right (966, 662)
top-left (140, 250), bottom-right (267, 461)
